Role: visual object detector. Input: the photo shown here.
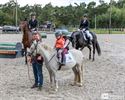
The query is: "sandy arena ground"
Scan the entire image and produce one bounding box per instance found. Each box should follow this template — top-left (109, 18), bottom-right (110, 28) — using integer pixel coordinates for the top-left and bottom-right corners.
top-left (0, 32), bottom-right (125, 100)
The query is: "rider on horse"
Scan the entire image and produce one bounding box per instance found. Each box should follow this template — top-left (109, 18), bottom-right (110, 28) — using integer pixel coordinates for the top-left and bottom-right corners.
top-left (28, 13), bottom-right (38, 32)
top-left (79, 14), bottom-right (92, 44)
top-left (54, 31), bottom-right (70, 66)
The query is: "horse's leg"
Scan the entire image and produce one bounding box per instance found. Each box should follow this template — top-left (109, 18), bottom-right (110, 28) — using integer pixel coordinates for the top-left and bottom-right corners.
top-left (92, 42), bottom-right (96, 61)
top-left (72, 65), bottom-right (78, 85)
top-left (21, 48), bottom-right (25, 57)
top-left (49, 71), bottom-right (53, 88)
top-left (76, 65), bottom-right (80, 83)
top-left (55, 79), bottom-right (58, 92)
top-left (24, 48), bottom-right (28, 64)
top-left (53, 73), bottom-right (58, 91)
top-left (87, 45), bottom-right (92, 60)
top-left (76, 64), bottom-right (83, 87)
top-left (80, 61), bottom-right (84, 86)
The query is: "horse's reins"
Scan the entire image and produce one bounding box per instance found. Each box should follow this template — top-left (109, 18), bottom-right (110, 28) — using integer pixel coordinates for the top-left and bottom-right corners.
top-left (45, 53), bottom-right (56, 66)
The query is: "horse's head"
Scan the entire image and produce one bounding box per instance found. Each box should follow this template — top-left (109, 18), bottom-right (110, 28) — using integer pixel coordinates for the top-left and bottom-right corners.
top-left (19, 21), bottom-right (29, 31)
top-left (70, 31), bottom-right (81, 48)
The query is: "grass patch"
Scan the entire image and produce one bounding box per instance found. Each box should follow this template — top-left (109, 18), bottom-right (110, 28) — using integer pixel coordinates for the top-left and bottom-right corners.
top-left (91, 29), bottom-right (125, 34)
top-left (68, 27), bottom-right (125, 34)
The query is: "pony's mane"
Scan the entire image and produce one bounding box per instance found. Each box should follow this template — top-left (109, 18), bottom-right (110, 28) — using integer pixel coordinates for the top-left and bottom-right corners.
top-left (41, 43), bottom-right (53, 51)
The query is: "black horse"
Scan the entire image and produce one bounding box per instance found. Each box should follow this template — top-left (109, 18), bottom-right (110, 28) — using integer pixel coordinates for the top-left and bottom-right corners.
top-left (69, 31), bottom-right (101, 61)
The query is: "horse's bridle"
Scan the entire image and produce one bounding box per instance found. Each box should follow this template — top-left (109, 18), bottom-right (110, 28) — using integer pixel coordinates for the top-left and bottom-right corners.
top-left (31, 41), bottom-right (58, 67)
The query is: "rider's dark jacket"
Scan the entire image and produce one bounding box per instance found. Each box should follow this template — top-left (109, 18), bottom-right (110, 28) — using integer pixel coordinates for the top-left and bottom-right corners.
top-left (29, 19), bottom-right (38, 30)
top-left (79, 19), bottom-right (89, 30)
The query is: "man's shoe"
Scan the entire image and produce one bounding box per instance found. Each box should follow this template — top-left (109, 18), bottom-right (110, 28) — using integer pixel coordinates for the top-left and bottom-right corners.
top-left (37, 85), bottom-right (42, 91)
top-left (31, 84), bottom-right (38, 89)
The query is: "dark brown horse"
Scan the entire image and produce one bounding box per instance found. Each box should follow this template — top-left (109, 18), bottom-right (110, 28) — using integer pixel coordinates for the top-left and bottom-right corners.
top-left (20, 21), bottom-right (32, 64)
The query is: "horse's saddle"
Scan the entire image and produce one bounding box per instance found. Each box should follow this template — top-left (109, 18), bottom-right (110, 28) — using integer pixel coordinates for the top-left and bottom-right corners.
top-left (79, 31), bottom-right (93, 45)
top-left (58, 52), bottom-right (75, 70)
top-left (65, 52), bottom-right (75, 63)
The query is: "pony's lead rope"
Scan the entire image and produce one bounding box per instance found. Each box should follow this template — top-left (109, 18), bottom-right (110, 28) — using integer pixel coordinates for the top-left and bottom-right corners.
top-left (26, 43), bottom-right (38, 85)
top-left (26, 62), bottom-right (33, 84)
top-left (46, 53), bottom-right (56, 66)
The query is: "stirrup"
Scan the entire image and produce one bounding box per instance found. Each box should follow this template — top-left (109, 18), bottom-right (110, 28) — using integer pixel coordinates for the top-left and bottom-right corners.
top-left (58, 62), bottom-right (65, 70)
top-left (58, 64), bottom-right (62, 70)
top-left (88, 40), bottom-right (91, 44)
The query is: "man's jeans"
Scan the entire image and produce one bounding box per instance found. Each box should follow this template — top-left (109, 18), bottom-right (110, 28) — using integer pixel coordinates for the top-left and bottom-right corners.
top-left (32, 61), bottom-right (43, 86)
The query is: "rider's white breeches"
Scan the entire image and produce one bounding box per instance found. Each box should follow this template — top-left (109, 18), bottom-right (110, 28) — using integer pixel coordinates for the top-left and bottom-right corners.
top-left (85, 30), bottom-right (92, 40)
top-left (82, 29), bottom-right (92, 40)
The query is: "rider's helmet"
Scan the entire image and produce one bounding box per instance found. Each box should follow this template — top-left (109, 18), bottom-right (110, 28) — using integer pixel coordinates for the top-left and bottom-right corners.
top-left (31, 13), bottom-right (36, 17)
top-left (55, 30), bottom-right (62, 37)
top-left (30, 13), bottom-right (36, 20)
top-left (61, 30), bottom-right (70, 37)
top-left (83, 14), bottom-right (88, 17)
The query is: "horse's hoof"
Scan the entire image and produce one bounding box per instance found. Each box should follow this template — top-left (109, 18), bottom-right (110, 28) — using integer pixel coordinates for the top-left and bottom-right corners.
top-left (55, 88), bottom-right (58, 92)
top-left (76, 83), bottom-right (83, 87)
top-left (89, 56), bottom-right (91, 60)
top-left (70, 83), bottom-right (75, 86)
top-left (50, 85), bottom-right (53, 89)
top-left (25, 63), bottom-right (27, 65)
top-left (79, 84), bottom-right (83, 87)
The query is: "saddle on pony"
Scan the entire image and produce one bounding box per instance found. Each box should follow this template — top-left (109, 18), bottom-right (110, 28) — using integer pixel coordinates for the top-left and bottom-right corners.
top-left (81, 30), bottom-right (93, 44)
top-left (56, 48), bottom-right (74, 66)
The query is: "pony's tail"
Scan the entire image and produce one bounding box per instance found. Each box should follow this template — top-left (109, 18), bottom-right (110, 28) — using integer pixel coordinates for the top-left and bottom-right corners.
top-left (96, 41), bottom-right (101, 56)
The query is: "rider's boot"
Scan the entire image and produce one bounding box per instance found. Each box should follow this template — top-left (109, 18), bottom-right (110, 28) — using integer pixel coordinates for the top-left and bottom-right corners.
top-left (61, 53), bottom-right (65, 66)
top-left (87, 37), bottom-right (91, 45)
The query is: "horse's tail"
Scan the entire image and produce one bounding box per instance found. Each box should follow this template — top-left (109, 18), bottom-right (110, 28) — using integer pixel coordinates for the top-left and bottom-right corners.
top-left (96, 41), bottom-right (101, 56)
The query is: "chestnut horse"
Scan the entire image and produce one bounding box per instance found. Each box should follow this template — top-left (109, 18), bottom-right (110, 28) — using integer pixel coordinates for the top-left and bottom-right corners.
top-left (20, 21), bottom-right (32, 64)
